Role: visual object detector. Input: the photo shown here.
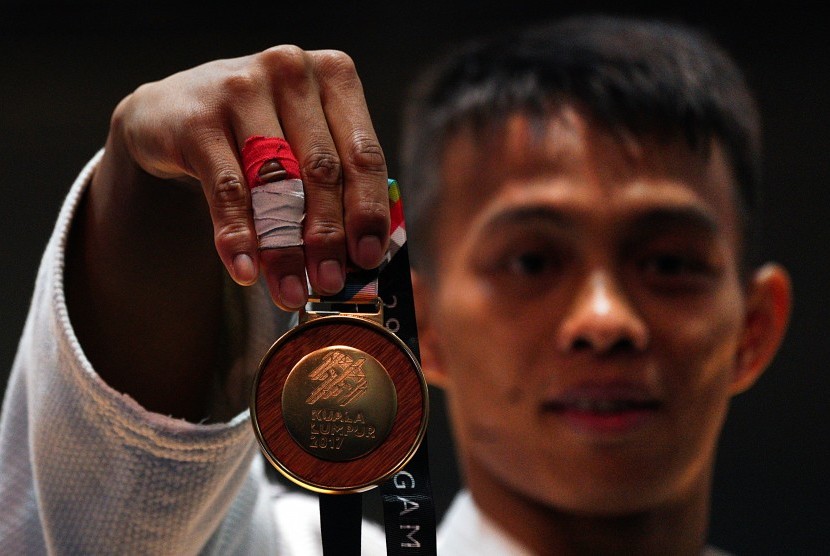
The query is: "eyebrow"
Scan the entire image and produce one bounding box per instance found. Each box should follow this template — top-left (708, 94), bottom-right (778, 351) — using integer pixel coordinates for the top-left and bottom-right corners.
top-left (478, 206), bottom-right (574, 233)
top-left (478, 204), bottom-right (721, 237)
top-left (627, 206), bottom-right (721, 237)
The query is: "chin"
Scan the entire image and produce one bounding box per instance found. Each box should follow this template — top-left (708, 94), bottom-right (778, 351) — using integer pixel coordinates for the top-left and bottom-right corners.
top-left (549, 489), bottom-right (669, 517)
top-left (521, 465), bottom-right (704, 518)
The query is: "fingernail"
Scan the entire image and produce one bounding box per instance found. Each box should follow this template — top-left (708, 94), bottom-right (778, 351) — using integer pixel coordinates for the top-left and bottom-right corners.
top-left (279, 274), bottom-right (307, 309)
top-left (317, 259), bottom-right (345, 294)
top-left (356, 235), bottom-right (384, 268)
top-left (232, 254), bottom-right (257, 285)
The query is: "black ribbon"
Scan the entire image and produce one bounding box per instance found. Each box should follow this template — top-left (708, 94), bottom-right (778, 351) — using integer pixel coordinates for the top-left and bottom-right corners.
top-left (378, 243), bottom-right (437, 556)
top-left (317, 242), bottom-right (437, 555)
top-left (320, 493), bottom-right (363, 556)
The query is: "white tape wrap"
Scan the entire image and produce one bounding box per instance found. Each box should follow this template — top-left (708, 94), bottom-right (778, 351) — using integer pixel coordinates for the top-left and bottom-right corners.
top-left (250, 178), bottom-right (305, 249)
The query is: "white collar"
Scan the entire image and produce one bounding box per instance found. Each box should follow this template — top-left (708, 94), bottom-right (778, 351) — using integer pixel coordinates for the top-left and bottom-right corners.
top-left (436, 490), bottom-right (731, 556)
top-left (438, 490), bottom-right (535, 556)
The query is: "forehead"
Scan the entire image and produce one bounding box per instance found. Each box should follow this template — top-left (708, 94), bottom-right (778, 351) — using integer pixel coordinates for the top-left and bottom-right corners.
top-left (436, 108), bottom-right (740, 254)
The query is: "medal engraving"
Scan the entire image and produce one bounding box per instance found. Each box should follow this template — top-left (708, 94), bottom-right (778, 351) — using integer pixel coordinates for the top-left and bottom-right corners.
top-left (282, 346), bottom-right (397, 461)
top-left (251, 317), bottom-right (427, 492)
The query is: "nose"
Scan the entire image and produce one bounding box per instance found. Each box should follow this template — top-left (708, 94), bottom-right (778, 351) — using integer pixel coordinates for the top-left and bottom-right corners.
top-left (556, 271), bottom-right (649, 354)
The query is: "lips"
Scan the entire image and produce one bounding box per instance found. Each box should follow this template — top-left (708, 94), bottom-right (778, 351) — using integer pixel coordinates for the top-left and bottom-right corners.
top-left (552, 398), bottom-right (661, 413)
top-left (542, 383), bottom-right (662, 435)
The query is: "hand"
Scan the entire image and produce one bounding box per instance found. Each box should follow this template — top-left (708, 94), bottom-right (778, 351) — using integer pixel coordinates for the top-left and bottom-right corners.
top-left (109, 45), bottom-right (390, 309)
top-left (68, 46), bottom-right (390, 420)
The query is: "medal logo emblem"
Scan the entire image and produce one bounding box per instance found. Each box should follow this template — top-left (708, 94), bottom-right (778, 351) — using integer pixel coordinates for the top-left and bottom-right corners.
top-left (305, 350), bottom-right (369, 406)
top-left (282, 346), bottom-right (398, 462)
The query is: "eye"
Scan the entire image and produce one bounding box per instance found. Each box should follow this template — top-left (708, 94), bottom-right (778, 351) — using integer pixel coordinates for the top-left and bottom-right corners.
top-left (639, 251), bottom-right (720, 291)
top-left (489, 245), bottom-right (567, 287)
top-left (468, 223), bottom-right (569, 289)
top-left (507, 251), bottom-right (554, 276)
top-left (643, 253), bottom-right (706, 276)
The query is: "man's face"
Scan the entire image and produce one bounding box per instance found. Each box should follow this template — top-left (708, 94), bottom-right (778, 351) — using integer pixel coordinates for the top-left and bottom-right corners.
top-left (420, 108), bottom-right (764, 514)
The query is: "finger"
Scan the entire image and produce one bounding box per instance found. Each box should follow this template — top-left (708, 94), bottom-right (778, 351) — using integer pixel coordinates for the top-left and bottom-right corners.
top-left (230, 93), bottom-right (311, 308)
top-left (259, 46), bottom-right (349, 296)
top-left (261, 247), bottom-right (308, 311)
top-left (184, 130), bottom-right (260, 287)
top-left (311, 50), bottom-right (390, 269)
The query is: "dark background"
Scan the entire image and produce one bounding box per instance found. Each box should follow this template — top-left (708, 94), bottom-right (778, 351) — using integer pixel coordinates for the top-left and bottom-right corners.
top-left (1, 1), bottom-right (827, 553)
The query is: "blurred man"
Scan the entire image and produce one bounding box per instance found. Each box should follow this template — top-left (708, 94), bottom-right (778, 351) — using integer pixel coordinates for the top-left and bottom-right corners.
top-left (0, 14), bottom-right (790, 555)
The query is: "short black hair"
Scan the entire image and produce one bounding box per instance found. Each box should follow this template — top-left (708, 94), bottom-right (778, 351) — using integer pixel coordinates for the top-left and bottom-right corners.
top-left (400, 14), bottom-right (762, 277)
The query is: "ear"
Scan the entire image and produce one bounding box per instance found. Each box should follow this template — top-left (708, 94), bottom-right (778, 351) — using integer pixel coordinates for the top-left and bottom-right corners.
top-left (731, 263), bottom-right (792, 395)
top-left (412, 270), bottom-right (450, 389)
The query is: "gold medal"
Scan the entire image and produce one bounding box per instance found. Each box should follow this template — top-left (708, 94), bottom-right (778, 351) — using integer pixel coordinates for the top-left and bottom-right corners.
top-left (251, 314), bottom-right (428, 493)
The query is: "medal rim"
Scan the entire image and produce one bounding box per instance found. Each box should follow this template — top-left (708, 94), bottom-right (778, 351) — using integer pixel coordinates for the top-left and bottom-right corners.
top-left (250, 315), bottom-right (429, 494)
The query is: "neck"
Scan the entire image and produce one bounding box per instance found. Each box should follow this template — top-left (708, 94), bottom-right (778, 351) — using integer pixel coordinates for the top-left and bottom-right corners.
top-left (465, 459), bottom-right (711, 556)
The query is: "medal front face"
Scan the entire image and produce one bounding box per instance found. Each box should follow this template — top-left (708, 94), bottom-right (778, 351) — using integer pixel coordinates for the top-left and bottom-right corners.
top-left (251, 316), bottom-right (428, 493)
top-left (282, 345), bottom-right (398, 462)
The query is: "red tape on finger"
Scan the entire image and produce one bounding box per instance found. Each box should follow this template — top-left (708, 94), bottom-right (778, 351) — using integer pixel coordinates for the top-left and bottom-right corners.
top-left (242, 135), bottom-right (305, 249)
top-left (241, 135), bottom-right (301, 188)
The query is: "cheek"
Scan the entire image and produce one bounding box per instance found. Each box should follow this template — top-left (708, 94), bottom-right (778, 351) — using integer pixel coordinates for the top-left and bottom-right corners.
top-left (654, 291), bottom-right (743, 393)
top-left (436, 264), bottom-right (521, 387)
top-left (649, 289), bottom-right (745, 452)
top-left (433, 271), bottom-right (539, 446)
